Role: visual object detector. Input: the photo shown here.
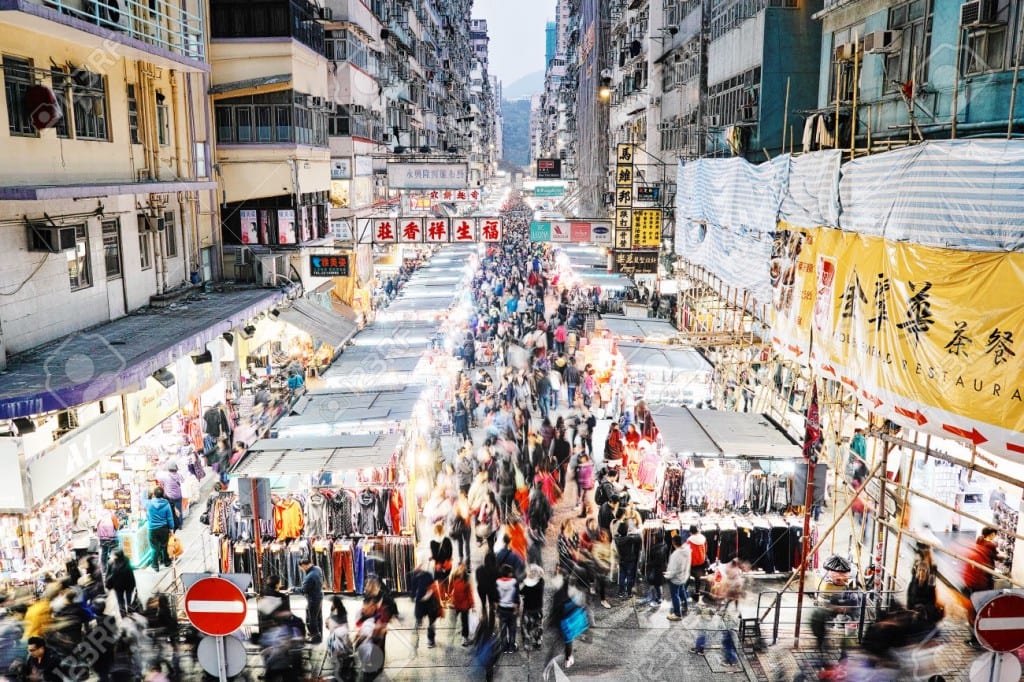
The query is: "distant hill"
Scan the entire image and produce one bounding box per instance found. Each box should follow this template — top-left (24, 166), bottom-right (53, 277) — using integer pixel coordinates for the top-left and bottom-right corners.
top-left (501, 98), bottom-right (532, 168)
top-left (504, 70), bottom-right (545, 99)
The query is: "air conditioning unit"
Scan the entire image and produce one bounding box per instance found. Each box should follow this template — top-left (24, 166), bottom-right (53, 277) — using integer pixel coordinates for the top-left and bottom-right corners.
top-left (73, 0), bottom-right (129, 31)
top-left (705, 115), bottom-right (720, 127)
top-left (862, 30), bottom-right (900, 53)
top-left (323, 100), bottom-right (336, 113)
top-left (318, 6), bottom-right (332, 21)
top-left (834, 42), bottom-right (856, 62)
top-left (960, 0), bottom-right (997, 27)
top-left (312, 96), bottom-right (323, 107)
top-left (27, 223), bottom-right (77, 253)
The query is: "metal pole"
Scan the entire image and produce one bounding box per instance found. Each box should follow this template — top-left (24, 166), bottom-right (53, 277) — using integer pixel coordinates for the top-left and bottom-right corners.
top-left (952, 27), bottom-right (963, 139)
top-left (216, 634), bottom-right (229, 682)
top-left (834, 62), bottom-right (841, 148)
top-left (782, 76), bottom-right (791, 156)
top-left (793, 453), bottom-right (816, 646)
top-left (1008, 6), bottom-right (1024, 138)
top-left (888, 435), bottom-right (920, 593)
top-left (850, 32), bottom-right (859, 155)
top-left (875, 441), bottom-right (891, 616)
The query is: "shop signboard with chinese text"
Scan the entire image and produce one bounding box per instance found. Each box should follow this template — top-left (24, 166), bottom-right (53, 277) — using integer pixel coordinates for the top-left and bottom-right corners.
top-left (636, 186), bottom-right (660, 202)
top-left (631, 209), bottom-right (663, 247)
top-left (368, 217), bottom-right (500, 243)
top-left (28, 410), bottom-right (123, 505)
top-left (536, 158), bottom-right (562, 179)
top-left (310, 254), bottom-right (350, 277)
top-left (387, 162), bottom-right (469, 189)
top-left (611, 249), bottom-right (659, 275)
top-left (423, 188), bottom-right (482, 202)
top-left (770, 224), bottom-right (1024, 462)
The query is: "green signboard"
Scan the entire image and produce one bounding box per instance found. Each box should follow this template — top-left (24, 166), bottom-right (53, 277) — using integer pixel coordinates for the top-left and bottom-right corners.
top-left (534, 185), bottom-right (565, 197)
top-left (529, 221), bottom-right (552, 241)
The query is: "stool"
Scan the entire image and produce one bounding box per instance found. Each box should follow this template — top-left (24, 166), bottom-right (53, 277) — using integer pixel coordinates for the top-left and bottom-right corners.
top-left (738, 616), bottom-right (762, 648)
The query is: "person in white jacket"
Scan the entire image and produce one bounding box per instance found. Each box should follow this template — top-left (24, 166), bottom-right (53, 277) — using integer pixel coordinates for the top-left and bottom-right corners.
top-left (665, 535), bottom-right (692, 620)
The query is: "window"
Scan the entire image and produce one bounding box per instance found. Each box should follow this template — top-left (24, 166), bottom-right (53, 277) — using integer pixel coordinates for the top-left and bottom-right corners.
top-left (66, 224), bottom-right (91, 291)
top-left (276, 105), bottom-right (292, 141)
top-left (256, 105), bottom-right (272, 142)
top-left (830, 22), bottom-right (866, 102)
top-left (127, 84), bottom-right (140, 144)
top-left (157, 97), bottom-right (169, 145)
top-left (3, 55), bottom-right (36, 136)
top-left (236, 106), bottom-right (253, 142)
top-left (324, 30), bottom-right (368, 69)
top-left (102, 220), bottom-right (122, 278)
top-left (965, 0), bottom-right (1013, 74)
top-left (139, 230), bottom-right (152, 269)
top-left (216, 106), bottom-right (233, 142)
top-left (163, 211), bottom-right (178, 257)
top-left (885, 0), bottom-right (932, 93)
top-left (50, 68), bottom-right (71, 138)
top-left (71, 69), bottom-right (109, 140)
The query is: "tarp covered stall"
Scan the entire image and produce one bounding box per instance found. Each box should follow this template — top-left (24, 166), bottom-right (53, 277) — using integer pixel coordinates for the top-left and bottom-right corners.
top-left (651, 406), bottom-right (801, 459)
top-left (601, 316), bottom-right (680, 343)
top-left (276, 297), bottom-right (358, 351)
top-left (235, 433), bottom-right (402, 477)
top-left (618, 342), bottom-right (713, 406)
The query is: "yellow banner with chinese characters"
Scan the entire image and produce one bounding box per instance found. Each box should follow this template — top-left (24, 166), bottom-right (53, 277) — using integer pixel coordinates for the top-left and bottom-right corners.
top-left (770, 224), bottom-right (1024, 456)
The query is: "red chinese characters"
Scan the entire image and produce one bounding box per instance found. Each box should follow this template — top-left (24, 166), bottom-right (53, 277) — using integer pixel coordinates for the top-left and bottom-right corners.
top-left (426, 219), bottom-right (450, 242)
top-left (400, 219), bottom-right (423, 242)
top-left (480, 218), bottom-right (501, 242)
top-left (453, 219), bottom-right (475, 242)
top-left (373, 219), bottom-right (396, 243)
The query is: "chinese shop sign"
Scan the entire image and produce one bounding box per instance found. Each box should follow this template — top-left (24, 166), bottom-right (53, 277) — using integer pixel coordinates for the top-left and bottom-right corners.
top-left (310, 254), bottom-right (350, 277)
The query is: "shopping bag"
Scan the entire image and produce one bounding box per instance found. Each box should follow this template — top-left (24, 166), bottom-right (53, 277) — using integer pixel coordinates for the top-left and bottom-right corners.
top-left (167, 532), bottom-right (183, 560)
top-left (560, 602), bottom-right (589, 642)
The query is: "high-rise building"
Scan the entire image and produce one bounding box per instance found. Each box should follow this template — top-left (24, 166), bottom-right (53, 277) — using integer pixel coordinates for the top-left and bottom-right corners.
top-left (546, 20), bottom-right (557, 67)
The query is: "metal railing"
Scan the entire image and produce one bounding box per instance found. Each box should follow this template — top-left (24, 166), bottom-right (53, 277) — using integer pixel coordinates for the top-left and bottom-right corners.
top-left (753, 587), bottom-right (901, 647)
top-left (33, 0), bottom-right (205, 61)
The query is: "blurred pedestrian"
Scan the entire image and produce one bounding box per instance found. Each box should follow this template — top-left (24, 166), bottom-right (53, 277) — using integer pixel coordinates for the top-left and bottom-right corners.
top-left (299, 557), bottom-right (324, 644)
top-left (145, 487), bottom-right (174, 570)
top-left (105, 550), bottom-right (137, 616)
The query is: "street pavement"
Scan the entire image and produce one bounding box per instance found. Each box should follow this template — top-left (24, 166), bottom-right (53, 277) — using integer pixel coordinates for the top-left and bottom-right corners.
top-left (150, 368), bottom-right (993, 681)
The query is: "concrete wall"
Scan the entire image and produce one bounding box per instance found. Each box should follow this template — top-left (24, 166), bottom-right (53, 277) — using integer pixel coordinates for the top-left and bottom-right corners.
top-left (216, 147), bottom-right (330, 203)
top-left (0, 196), bottom-right (191, 354)
top-left (0, 34), bottom-right (189, 186)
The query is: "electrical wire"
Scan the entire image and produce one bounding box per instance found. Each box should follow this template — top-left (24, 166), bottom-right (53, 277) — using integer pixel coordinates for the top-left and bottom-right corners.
top-left (0, 253), bottom-right (50, 296)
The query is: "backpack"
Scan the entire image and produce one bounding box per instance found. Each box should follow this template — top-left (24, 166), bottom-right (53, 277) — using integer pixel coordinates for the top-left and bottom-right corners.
top-left (688, 538), bottom-right (707, 566)
top-left (449, 510), bottom-right (468, 536)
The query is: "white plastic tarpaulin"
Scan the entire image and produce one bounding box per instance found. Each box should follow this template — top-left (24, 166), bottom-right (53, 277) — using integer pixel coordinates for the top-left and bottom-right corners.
top-left (839, 140), bottom-right (1024, 251)
top-left (779, 150), bottom-right (841, 228)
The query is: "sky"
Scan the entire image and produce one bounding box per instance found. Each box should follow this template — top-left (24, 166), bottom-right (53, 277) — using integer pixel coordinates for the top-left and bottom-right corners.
top-left (472, 0), bottom-right (558, 88)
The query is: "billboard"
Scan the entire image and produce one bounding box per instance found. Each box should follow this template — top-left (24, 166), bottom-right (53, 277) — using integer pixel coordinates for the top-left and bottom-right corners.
top-left (387, 162), bottom-right (469, 189)
top-left (536, 158), bottom-right (562, 179)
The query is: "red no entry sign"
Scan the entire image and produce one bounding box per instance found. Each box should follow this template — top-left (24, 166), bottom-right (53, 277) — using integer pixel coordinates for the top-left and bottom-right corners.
top-left (975, 593), bottom-right (1024, 653)
top-left (184, 576), bottom-right (248, 636)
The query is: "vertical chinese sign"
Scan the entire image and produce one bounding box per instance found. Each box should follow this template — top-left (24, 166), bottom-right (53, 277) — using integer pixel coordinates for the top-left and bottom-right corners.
top-left (614, 143), bottom-right (634, 251)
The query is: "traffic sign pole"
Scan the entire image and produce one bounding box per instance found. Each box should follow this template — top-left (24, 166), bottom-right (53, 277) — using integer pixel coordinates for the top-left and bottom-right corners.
top-left (217, 635), bottom-right (228, 682)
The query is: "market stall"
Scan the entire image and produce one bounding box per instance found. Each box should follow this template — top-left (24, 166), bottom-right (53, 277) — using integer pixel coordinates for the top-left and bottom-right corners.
top-left (616, 341), bottom-right (713, 407)
top-left (619, 406), bottom-right (813, 577)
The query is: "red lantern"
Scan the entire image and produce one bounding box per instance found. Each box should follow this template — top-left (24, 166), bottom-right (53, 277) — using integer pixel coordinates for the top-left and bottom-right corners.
top-left (25, 85), bottom-right (63, 131)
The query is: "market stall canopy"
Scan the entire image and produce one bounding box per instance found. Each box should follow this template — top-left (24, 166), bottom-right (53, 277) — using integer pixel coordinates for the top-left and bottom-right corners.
top-left (576, 272), bottom-right (634, 291)
top-left (233, 433), bottom-right (401, 476)
top-left (652, 406), bottom-right (801, 458)
top-left (602, 317), bottom-right (681, 343)
top-left (276, 297), bottom-right (357, 350)
top-left (275, 385), bottom-right (423, 434)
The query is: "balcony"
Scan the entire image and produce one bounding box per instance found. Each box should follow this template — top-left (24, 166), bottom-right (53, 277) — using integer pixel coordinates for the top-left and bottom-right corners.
top-left (3, 0), bottom-right (206, 66)
top-left (211, 0), bottom-right (324, 56)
